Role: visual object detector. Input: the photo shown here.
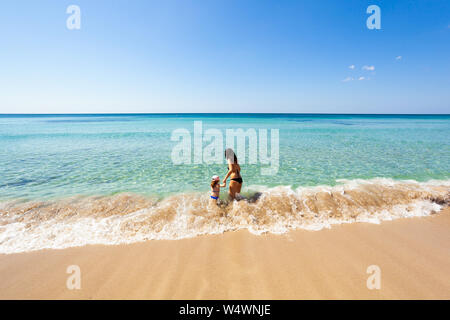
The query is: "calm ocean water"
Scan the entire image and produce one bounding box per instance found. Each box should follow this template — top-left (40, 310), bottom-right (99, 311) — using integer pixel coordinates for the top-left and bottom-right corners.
top-left (1, 114), bottom-right (449, 201)
top-left (1, 114), bottom-right (449, 253)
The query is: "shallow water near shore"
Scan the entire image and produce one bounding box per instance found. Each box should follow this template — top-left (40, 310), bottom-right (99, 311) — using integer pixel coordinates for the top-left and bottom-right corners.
top-left (0, 178), bottom-right (449, 253)
top-left (1, 114), bottom-right (449, 200)
top-left (0, 114), bottom-right (449, 253)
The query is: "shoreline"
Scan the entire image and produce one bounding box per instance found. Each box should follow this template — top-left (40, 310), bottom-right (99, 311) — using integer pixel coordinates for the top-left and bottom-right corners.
top-left (1, 178), bottom-right (448, 254)
top-left (0, 207), bottom-right (449, 299)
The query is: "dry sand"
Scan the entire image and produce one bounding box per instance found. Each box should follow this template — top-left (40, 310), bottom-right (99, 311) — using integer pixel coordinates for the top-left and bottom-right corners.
top-left (1, 208), bottom-right (449, 300)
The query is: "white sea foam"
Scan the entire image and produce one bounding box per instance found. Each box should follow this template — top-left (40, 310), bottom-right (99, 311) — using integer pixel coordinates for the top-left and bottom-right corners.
top-left (0, 178), bottom-right (448, 254)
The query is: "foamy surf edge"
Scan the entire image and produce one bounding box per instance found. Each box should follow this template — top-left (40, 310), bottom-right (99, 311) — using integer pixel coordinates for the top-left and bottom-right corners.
top-left (0, 178), bottom-right (449, 254)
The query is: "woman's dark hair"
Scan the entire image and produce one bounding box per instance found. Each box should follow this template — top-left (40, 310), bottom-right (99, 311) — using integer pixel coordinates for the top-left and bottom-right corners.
top-left (224, 148), bottom-right (238, 164)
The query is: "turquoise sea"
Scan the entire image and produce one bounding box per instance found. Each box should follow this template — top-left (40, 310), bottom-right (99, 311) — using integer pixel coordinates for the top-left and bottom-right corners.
top-left (1, 114), bottom-right (449, 201)
top-left (0, 114), bottom-right (449, 253)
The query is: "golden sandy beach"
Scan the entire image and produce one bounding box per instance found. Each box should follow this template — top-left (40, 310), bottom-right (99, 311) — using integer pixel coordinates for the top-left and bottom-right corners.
top-left (0, 207), bottom-right (449, 300)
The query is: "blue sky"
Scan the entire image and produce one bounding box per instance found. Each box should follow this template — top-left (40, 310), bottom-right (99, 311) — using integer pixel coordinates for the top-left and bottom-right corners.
top-left (0, 0), bottom-right (449, 114)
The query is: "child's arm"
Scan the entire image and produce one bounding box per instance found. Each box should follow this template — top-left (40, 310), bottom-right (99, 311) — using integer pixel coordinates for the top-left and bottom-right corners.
top-left (220, 182), bottom-right (226, 188)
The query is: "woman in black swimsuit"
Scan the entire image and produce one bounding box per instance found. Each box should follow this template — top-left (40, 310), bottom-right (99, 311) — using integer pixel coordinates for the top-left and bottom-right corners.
top-left (222, 148), bottom-right (243, 200)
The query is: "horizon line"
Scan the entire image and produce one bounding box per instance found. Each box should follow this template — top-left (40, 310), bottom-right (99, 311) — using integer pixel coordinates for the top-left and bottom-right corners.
top-left (1, 112), bottom-right (449, 116)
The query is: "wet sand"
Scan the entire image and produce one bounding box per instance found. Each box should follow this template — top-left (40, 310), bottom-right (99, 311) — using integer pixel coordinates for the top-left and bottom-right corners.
top-left (0, 208), bottom-right (449, 299)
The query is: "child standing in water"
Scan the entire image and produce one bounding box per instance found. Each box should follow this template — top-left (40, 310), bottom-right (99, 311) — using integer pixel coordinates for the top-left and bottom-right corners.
top-left (210, 175), bottom-right (226, 204)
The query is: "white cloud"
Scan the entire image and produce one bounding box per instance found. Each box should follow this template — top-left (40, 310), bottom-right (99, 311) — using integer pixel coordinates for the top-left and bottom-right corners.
top-left (342, 77), bottom-right (354, 82)
top-left (395, 56), bottom-right (402, 60)
top-left (362, 65), bottom-right (375, 71)
top-left (358, 76), bottom-right (365, 81)
top-left (349, 65), bottom-right (355, 69)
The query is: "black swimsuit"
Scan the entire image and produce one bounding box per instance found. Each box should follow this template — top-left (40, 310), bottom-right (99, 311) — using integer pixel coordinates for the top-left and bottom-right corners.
top-left (229, 166), bottom-right (243, 184)
top-left (231, 177), bottom-right (243, 184)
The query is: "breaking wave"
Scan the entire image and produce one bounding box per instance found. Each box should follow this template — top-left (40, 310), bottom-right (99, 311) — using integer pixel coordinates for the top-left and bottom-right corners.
top-left (0, 178), bottom-right (449, 254)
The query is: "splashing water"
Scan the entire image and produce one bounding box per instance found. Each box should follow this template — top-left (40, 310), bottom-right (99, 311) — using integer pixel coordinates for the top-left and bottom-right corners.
top-left (0, 179), bottom-right (448, 253)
